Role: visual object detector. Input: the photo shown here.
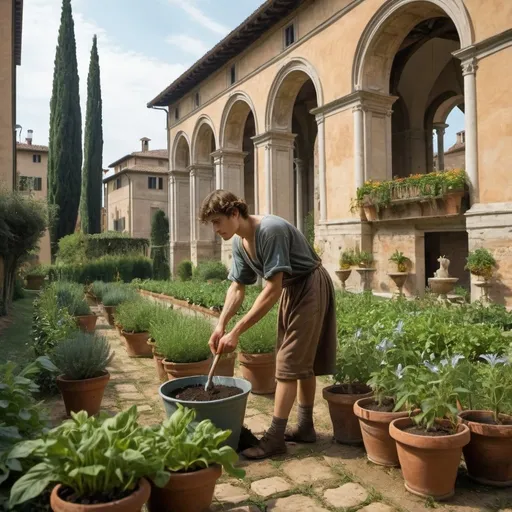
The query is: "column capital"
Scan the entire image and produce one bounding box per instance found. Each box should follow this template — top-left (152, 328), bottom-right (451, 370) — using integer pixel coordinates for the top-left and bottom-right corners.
top-left (169, 169), bottom-right (190, 179)
top-left (252, 131), bottom-right (296, 149)
top-left (187, 164), bottom-right (214, 178)
top-left (211, 148), bottom-right (248, 163)
top-left (461, 57), bottom-right (478, 76)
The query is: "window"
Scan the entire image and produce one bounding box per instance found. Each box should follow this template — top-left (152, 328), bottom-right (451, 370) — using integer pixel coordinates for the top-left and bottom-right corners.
top-left (33, 177), bottom-right (42, 191)
top-left (230, 64), bottom-right (236, 85)
top-left (18, 176), bottom-right (42, 191)
top-left (113, 217), bottom-right (126, 232)
top-left (284, 23), bottom-right (295, 48)
top-left (174, 107), bottom-right (180, 121)
top-left (113, 177), bottom-right (122, 190)
top-left (194, 92), bottom-right (200, 108)
top-left (148, 177), bottom-right (164, 190)
top-left (148, 177), bottom-right (157, 189)
top-left (158, 177), bottom-right (163, 190)
top-left (32, 154), bottom-right (41, 163)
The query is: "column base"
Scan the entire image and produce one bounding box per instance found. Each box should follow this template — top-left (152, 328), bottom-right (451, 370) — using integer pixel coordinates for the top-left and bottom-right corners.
top-left (190, 240), bottom-right (221, 266)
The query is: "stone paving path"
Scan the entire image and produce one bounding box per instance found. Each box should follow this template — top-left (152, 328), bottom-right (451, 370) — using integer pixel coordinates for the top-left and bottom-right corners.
top-left (48, 308), bottom-right (512, 512)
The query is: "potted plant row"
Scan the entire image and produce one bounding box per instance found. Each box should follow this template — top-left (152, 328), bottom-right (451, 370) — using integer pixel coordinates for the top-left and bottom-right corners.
top-left (23, 264), bottom-right (49, 290)
top-left (9, 404), bottom-right (244, 512)
top-left (53, 281), bottom-right (98, 333)
top-left (334, 248), bottom-right (375, 292)
top-left (101, 285), bottom-right (137, 326)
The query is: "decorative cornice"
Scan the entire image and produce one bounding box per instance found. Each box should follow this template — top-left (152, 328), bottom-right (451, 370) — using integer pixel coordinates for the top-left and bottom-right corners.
top-left (211, 148), bottom-right (248, 160)
top-left (169, 169), bottom-right (190, 178)
top-left (251, 131), bottom-right (296, 148)
top-left (454, 28), bottom-right (512, 63)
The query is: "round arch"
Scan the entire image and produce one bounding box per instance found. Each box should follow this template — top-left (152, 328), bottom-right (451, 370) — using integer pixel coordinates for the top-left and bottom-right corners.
top-left (171, 131), bottom-right (191, 171)
top-left (191, 115), bottom-right (217, 165)
top-left (352, 0), bottom-right (474, 93)
top-left (219, 92), bottom-right (259, 149)
top-left (265, 57), bottom-right (324, 132)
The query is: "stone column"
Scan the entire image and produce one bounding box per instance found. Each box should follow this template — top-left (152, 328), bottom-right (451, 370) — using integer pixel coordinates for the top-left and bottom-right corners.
top-left (253, 131), bottom-right (296, 222)
top-left (433, 123), bottom-right (448, 170)
top-left (462, 58), bottom-right (479, 203)
top-left (169, 170), bottom-right (191, 274)
top-left (294, 158), bottom-right (304, 232)
top-left (316, 114), bottom-right (327, 222)
top-left (353, 105), bottom-right (365, 190)
top-left (189, 165), bottom-right (219, 265)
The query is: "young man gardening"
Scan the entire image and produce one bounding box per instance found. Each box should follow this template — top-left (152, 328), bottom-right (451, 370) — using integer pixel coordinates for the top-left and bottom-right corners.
top-left (200, 189), bottom-right (337, 460)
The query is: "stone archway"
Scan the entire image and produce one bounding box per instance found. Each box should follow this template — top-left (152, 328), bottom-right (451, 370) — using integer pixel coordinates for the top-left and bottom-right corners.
top-left (191, 116), bottom-right (216, 165)
top-left (172, 132), bottom-right (190, 170)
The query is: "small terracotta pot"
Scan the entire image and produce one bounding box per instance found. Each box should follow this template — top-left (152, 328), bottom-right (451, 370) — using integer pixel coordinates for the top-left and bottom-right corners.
top-left (148, 465), bottom-right (222, 512)
top-left (147, 340), bottom-right (168, 382)
top-left (121, 330), bottom-right (152, 358)
top-left (389, 417), bottom-right (470, 500)
top-left (102, 305), bottom-right (116, 326)
top-left (56, 371), bottom-right (110, 416)
top-left (458, 410), bottom-right (512, 486)
top-left (216, 352), bottom-right (236, 377)
top-left (238, 351), bottom-right (276, 395)
top-left (75, 314), bottom-right (97, 333)
top-left (50, 478), bottom-right (150, 511)
top-left (353, 397), bottom-right (411, 467)
top-left (323, 384), bottom-right (372, 444)
top-left (115, 322), bottom-right (123, 335)
top-left (163, 358), bottom-right (211, 380)
top-left (443, 191), bottom-right (464, 215)
top-left (363, 205), bottom-right (378, 222)
top-left (25, 274), bottom-right (45, 290)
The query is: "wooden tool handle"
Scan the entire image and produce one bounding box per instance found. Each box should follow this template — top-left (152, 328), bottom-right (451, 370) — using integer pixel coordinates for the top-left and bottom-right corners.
top-left (207, 353), bottom-right (221, 382)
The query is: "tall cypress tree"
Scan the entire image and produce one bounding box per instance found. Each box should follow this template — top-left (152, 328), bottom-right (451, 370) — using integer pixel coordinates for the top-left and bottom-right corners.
top-left (151, 209), bottom-right (170, 280)
top-left (80, 35), bottom-right (103, 234)
top-left (48, 0), bottom-right (82, 257)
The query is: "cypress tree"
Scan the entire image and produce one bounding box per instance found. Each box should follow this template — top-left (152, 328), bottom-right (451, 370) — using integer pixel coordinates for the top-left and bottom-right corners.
top-left (48, 0), bottom-right (82, 257)
top-left (80, 35), bottom-right (103, 234)
top-left (151, 209), bottom-right (170, 280)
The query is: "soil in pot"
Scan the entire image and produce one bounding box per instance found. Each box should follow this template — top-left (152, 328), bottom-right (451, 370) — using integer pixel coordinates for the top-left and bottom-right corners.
top-left (459, 410), bottom-right (512, 486)
top-left (51, 479), bottom-right (150, 512)
top-left (390, 417), bottom-right (470, 500)
top-left (354, 397), bottom-right (410, 467)
top-left (323, 383), bottom-right (372, 445)
top-left (171, 384), bottom-right (243, 401)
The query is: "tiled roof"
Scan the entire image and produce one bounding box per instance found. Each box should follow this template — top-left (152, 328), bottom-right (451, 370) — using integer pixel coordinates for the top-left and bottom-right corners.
top-left (103, 166), bottom-right (169, 183)
top-left (445, 142), bottom-right (465, 155)
top-left (108, 149), bottom-right (168, 168)
top-left (148, 0), bottom-right (303, 107)
top-left (17, 142), bottom-right (48, 152)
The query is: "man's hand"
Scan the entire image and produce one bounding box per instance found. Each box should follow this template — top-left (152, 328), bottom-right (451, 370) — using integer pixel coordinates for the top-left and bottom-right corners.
top-left (208, 325), bottom-right (225, 355)
top-left (216, 330), bottom-right (240, 354)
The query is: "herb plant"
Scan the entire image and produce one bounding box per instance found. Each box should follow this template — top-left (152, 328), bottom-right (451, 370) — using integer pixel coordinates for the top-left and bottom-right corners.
top-left (114, 299), bottom-right (159, 333)
top-left (238, 308), bottom-right (277, 354)
top-left (465, 248), bottom-right (497, 280)
top-left (102, 285), bottom-right (137, 307)
top-left (389, 250), bottom-right (410, 272)
top-left (339, 249), bottom-right (355, 269)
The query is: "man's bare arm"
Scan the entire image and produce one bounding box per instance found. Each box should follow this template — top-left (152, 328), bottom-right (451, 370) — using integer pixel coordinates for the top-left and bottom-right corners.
top-left (218, 281), bottom-right (246, 330)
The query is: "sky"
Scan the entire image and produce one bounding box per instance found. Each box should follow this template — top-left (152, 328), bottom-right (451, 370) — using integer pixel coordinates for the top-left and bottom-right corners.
top-left (16, 0), bottom-right (464, 168)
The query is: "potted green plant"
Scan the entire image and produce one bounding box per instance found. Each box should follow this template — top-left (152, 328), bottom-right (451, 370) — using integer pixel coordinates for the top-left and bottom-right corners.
top-left (458, 353), bottom-right (512, 486)
top-left (53, 281), bottom-right (97, 333)
top-left (323, 329), bottom-right (376, 444)
top-left (356, 250), bottom-right (374, 269)
top-left (147, 404), bottom-right (245, 512)
top-left (237, 309), bottom-right (277, 394)
top-left (389, 358), bottom-right (470, 500)
top-left (354, 249), bottom-right (375, 292)
top-left (52, 331), bottom-right (114, 416)
top-left (23, 264), bottom-right (49, 290)
top-left (115, 299), bottom-right (155, 357)
top-left (388, 251), bottom-right (410, 297)
top-left (101, 285), bottom-right (137, 326)
top-left (335, 249), bottom-right (355, 291)
top-left (8, 406), bottom-right (170, 512)
top-left (150, 309), bottom-right (211, 380)
top-left (465, 248), bottom-right (497, 281)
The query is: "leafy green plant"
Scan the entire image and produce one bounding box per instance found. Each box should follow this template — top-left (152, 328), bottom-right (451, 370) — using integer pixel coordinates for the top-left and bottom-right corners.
top-left (151, 210), bottom-right (170, 281)
top-left (339, 249), bottom-right (355, 269)
top-left (52, 281), bottom-right (91, 317)
top-left (465, 248), bottom-right (497, 280)
top-left (150, 309), bottom-right (211, 363)
top-left (101, 285), bottom-right (137, 307)
top-left (89, 280), bottom-right (109, 301)
top-left (177, 260), bottom-right (193, 282)
top-left (114, 299), bottom-right (159, 333)
top-left (51, 332), bottom-right (113, 380)
top-left (354, 249), bottom-right (374, 268)
top-left (148, 404), bottom-right (244, 478)
top-left (238, 308), bottom-right (277, 354)
top-left (13, 278), bottom-right (25, 301)
top-left (193, 260), bottom-right (228, 282)
top-left (388, 250), bottom-right (410, 272)
top-left (23, 265), bottom-right (50, 278)
top-left (8, 406), bottom-right (169, 508)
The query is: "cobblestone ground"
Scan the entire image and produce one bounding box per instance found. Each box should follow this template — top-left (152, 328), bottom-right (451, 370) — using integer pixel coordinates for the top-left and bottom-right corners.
top-left (48, 308), bottom-right (512, 512)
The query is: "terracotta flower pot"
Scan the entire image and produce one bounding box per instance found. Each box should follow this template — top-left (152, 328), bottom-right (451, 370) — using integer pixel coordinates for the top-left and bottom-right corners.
top-left (363, 205), bottom-right (378, 222)
top-left (458, 410), bottom-right (512, 486)
top-left (75, 314), bottom-right (97, 333)
top-left (216, 352), bottom-right (236, 377)
top-left (25, 274), bottom-right (45, 290)
top-left (147, 465), bottom-right (222, 512)
top-left (121, 330), bottom-right (152, 358)
top-left (56, 371), bottom-right (110, 416)
top-left (354, 397), bottom-right (411, 467)
top-left (147, 340), bottom-right (168, 382)
top-left (115, 322), bottom-right (123, 335)
top-left (443, 191), bottom-right (464, 215)
top-left (50, 478), bottom-right (150, 512)
top-left (238, 351), bottom-right (276, 395)
top-left (162, 358), bottom-right (210, 380)
top-left (102, 305), bottom-right (116, 326)
top-left (323, 384), bottom-right (372, 444)
top-left (389, 417), bottom-right (470, 500)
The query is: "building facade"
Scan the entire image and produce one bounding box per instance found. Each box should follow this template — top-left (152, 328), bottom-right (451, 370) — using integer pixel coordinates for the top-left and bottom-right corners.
top-left (103, 138), bottom-right (169, 240)
top-left (148, 0), bottom-right (512, 305)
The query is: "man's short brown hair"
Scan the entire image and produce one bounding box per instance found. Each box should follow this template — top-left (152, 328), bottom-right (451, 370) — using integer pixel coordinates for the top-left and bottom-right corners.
top-left (199, 189), bottom-right (249, 223)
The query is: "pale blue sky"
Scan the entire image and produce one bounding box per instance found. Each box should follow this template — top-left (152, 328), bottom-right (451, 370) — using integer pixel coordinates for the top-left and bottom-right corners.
top-left (17, 0), bottom-right (464, 167)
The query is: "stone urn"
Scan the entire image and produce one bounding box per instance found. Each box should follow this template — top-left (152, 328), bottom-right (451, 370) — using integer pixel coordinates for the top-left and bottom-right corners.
top-left (387, 272), bottom-right (408, 297)
top-left (474, 279), bottom-right (492, 305)
top-left (335, 269), bottom-right (352, 291)
top-left (356, 268), bottom-right (376, 293)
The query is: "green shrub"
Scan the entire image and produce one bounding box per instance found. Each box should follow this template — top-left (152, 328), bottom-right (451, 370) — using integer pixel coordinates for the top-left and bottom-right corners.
top-left (53, 281), bottom-right (91, 316)
top-left (177, 260), bottom-right (193, 281)
top-left (23, 264), bottom-right (50, 277)
top-left (89, 280), bottom-right (109, 301)
top-left (114, 299), bottom-right (159, 333)
top-left (55, 233), bottom-right (87, 265)
top-left (465, 248), bottom-right (497, 279)
top-left (150, 309), bottom-right (211, 363)
top-left (101, 285), bottom-right (137, 307)
top-left (49, 255), bottom-right (152, 283)
top-left (238, 308), bottom-right (277, 354)
top-left (193, 260), bottom-right (228, 282)
top-left (13, 277), bottom-right (25, 301)
top-left (51, 332), bottom-right (113, 380)
top-left (151, 209), bottom-right (170, 280)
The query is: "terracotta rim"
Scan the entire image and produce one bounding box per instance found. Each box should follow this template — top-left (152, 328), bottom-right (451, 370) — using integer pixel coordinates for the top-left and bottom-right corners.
top-left (458, 410), bottom-right (512, 437)
top-left (323, 384), bottom-right (372, 405)
top-left (354, 397), bottom-right (411, 424)
top-left (238, 351), bottom-right (275, 365)
top-left (56, 371), bottom-right (110, 390)
top-left (163, 358), bottom-right (211, 368)
top-left (163, 465), bottom-right (222, 490)
top-left (50, 478), bottom-right (150, 511)
top-left (389, 417), bottom-right (470, 449)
